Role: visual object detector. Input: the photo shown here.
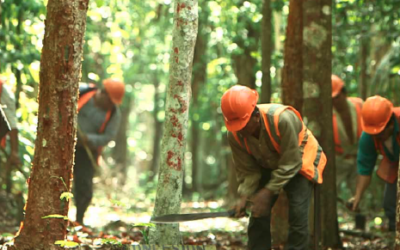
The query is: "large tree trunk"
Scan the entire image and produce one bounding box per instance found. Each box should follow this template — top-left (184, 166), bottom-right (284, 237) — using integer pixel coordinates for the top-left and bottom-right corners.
top-left (281, 0), bottom-right (303, 111)
top-left (13, 0), bottom-right (89, 249)
top-left (302, 0), bottom-right (341, 248)
top-left (276, 0), bottom-right (303, 246)
top-left (261, 0), bottom-right (272, 103)
top-left (149, 0), bottom-right (198, 244)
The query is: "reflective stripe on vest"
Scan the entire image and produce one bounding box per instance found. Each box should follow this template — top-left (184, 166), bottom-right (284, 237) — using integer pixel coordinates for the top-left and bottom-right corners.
top-left (333, 97), bottom-right (363, 154)
top-left (373, 107), bottom-right (400, 183)
top-left (232, 104), bottom-right (327, 184)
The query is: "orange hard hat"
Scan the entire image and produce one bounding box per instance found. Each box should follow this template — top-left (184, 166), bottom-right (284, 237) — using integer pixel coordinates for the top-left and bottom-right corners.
top-left (362, 95), bottom-right (393, 134)
top-left (331, 74), bottom-right (344, 97)
top-left (221, 85), bottom-right (259, 132)
top-left (103, 78), bottom-right (125, 105)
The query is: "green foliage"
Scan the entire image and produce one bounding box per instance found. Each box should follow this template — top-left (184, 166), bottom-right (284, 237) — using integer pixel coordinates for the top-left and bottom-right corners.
top-left (101, 238), bottom-right (122, 246)
top-left (54, 240), bottom-right (79, 248)
top-left (41, 214), bottom-right (68, 220)
top-left (132, 222), bottom-right (155, 244)
top-left (60, 192), bottom-right (74, 202)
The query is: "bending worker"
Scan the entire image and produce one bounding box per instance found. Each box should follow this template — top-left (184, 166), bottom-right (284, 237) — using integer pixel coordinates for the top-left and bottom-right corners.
top-left (74, 78), bottom-right (125, 224)
top-left (221, 85), bottom-right (327, 250)
top-left (331, 74), bottom-right (363, 195)
top-left (350, 95), bottom-right (399, 232)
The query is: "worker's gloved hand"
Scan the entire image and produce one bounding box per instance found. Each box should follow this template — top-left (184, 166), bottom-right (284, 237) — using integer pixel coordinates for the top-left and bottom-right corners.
top-left (251, 187), bottom-right (273, 218)
top-left (347, 196), bottom-right (360, 212)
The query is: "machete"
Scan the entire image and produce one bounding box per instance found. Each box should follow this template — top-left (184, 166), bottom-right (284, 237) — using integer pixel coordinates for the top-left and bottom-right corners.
top-left (151, 209), bottom-right (237, 223)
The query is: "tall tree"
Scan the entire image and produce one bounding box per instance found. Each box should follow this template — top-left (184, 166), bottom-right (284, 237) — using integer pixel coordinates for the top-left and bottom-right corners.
top-left (190, 0), bottom-right (209, 192)
top-left (149, 0), bottom-right (198, 244)
top-left (260, 0), bottom-right (273, 103)
top-left (13, 0), bottom-right (89, 249)
top-left (302, 0), bottom-right (340, 248)
top-left (281, 0), bottom-right (303, 112)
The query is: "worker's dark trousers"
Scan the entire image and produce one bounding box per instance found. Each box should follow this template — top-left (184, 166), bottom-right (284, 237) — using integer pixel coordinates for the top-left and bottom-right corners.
top-left (383, 180), bottom-right (397, 232)
top-left (248, 169), bottom-right (313, 250)
top-left (73, 147), bottom-right (97, 224)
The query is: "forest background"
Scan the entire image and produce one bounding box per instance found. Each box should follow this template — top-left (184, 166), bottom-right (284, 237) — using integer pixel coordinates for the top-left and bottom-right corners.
top-left (1, 0), bottom-right (400, 249)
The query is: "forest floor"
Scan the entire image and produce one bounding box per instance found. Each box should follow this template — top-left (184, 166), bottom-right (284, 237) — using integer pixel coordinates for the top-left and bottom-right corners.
top-left (0, 176), bottom-right (395, 249)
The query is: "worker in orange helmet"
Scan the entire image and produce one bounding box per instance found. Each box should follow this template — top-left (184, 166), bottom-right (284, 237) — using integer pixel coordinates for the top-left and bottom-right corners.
top-left (221, 85), bottom-right (327, 250)
top-left (73, 78), bottom-right (125, 225)
top-left (349, 95), bottom-right (399, 232)
top-left (331, 74), bottom-right (364, 195)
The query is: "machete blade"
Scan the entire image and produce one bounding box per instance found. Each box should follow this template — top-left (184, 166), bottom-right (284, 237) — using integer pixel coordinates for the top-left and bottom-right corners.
top-left (151, 210), bottom-right (235, 223)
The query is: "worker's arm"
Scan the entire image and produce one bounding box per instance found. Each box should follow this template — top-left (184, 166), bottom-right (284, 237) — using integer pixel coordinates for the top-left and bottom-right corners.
top-left (351, 175), bottom-right (371, 211)
top-left (227, 132), bottom-right (261, 217)
top-left (8, 128), bottom-right (20, 165)
top-left (349, 131), bottom-right (377, 210)
top-left (85, 108), bottom-right (121, 148)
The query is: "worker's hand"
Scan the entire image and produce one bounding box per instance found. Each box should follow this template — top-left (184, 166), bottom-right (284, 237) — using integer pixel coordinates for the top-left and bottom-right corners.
top-left (233, 196), bottom-right (248, 218)
top-left (251, 187), bottom-right (273, 218)
top-left (7, 151), bottom-right (21, 166)
top-left (348, 196), bottom-right (360, 212)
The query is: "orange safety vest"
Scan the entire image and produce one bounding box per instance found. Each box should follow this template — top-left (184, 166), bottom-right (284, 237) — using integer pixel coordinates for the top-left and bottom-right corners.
top-left (77, 87), bottom-right (114, 162)
top-left (332, 97), bottom-right (363, 154)
top-left (373, 107), bottom-right (400, 183)
top-left (232, 104), bottom-right (327, 184)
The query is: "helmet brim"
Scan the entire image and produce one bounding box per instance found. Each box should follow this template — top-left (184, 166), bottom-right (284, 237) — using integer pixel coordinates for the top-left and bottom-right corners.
top-left (225, 116), bottom-right (251, 132)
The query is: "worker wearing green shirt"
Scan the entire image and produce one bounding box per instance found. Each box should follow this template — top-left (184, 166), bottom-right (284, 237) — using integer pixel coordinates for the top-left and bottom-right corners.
top-left (350, 95), bottom-right (399, 232)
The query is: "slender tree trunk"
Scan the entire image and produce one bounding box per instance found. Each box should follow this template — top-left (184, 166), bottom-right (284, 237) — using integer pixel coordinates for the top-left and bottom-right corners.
top-left (359, 39), bottom-right (369, 100)
top-left (13, 0), bottom-right (89, 249)
top-left (302, 0), bottom-right (341, 248)
top-left (281, 0), bottom-right (303, 111)
top-left (112, 94), bottom-right (131, 186)
top-left (261, 0), bottom-right (272, 103)
top-left (149, 0), bottom-right (198, 244)
top-left (190, 2), bottom-right (208, 192)
top-left (150, 77), bottom-right (163, 179)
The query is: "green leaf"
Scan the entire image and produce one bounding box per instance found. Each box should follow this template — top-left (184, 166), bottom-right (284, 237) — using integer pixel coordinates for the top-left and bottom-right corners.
top-left (42, 214), bottom-right (68, 220)
top-left (133, 222), bottom-right (156, 228)
top-left (60, 192), bottom-right (74, 201)
top-left (101, 238), bottom-right (122, 246)
top-left (55, 240), bottom-right (79, 247)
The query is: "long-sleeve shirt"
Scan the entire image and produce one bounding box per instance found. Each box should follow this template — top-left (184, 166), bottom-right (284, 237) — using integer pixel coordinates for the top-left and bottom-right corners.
top-left (78, 93), bottom-right (121, 148)
top-left (228, 109), bottom-right (303, 196)
top-left (357, 117), bottom-right (400, 176)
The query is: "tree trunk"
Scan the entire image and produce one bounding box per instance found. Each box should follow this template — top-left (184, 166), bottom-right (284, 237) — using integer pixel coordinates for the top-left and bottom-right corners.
top-left (149, 0), bottom-right (198, 244)
top-left (359, 39), bottom-right (369, 100)
top-left (275, 1), bottom-right (303, 245)
top-left (190, 2), bottom-right (208, 192)
top-left (261, 0), bottom-right (272, 103)
top-left (13, 0), bottom-right (89, 249)
top-left (149, 77), bottom-right (163, 180)
top-left (231, 0), bottom-right (259, 89)
top-left (281, 0), bottom-right (303, 111)
top-left (302, 0), bottom-right (341, 248)
top-left (112, 94), bottom-right (131, 186)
